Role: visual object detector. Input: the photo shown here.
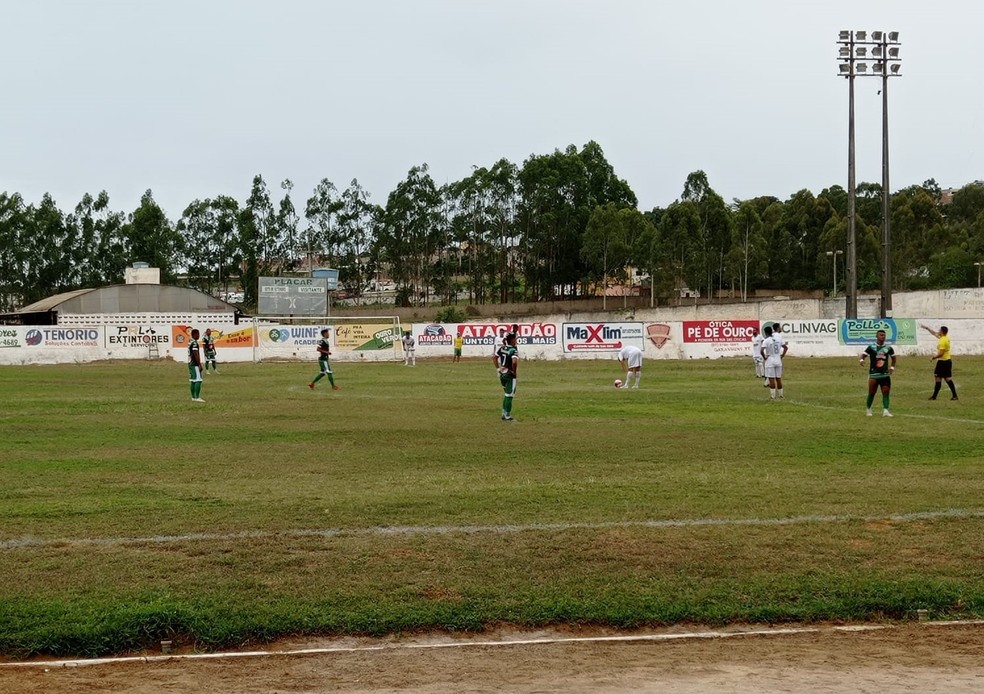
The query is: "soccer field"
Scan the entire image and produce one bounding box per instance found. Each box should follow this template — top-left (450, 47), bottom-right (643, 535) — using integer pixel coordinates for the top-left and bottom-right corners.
top-left (1, 356), bottom-right (982, 657)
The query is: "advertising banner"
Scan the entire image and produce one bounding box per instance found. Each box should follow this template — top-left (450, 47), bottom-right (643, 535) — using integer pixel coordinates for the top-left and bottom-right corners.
top-left (105, 324), bottom-right (170, 350)
top-left (24, 326), bottom-right (101, 348)
top-left (172, 325), bottom-right (256, 350)
top-left (335, 323), bottom-right (400, 351)
top-left (839, 318), bottom-right (918, 345)
top-left (453, 322), bottom-right (559, 347)
top-left (765, 320), bottom-right (840, 347)
top-left (562, 322), bottom-right (645, 352)
top-left (682, 320), bottom-right (758, 343)
top-left (415, 323), bottom-right (455, 348)
top-left (0, 326), bottom-right (22, 348)
top-left (257, 325), bottom-right (325, 349)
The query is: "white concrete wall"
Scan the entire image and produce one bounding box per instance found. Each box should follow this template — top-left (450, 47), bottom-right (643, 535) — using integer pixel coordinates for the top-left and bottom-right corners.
top-left (1, 290), bottom-right (981, 365)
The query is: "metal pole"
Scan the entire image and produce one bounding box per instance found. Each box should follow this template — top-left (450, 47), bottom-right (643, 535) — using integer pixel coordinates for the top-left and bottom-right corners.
top-left (833, 255), bottom-right (838, 298)
top-left (880, 36), bottom-right (892, 318)
top-left (846, 55), bottom-right (858, 319)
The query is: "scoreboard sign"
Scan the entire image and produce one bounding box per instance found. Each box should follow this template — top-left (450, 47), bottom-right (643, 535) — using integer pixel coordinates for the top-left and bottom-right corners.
top-left (258, 277), bottom-right (328, 316)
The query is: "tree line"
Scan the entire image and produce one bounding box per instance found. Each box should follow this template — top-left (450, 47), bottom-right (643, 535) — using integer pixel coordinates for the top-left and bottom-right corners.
top-left (3, 139), bottom-right (984, 312)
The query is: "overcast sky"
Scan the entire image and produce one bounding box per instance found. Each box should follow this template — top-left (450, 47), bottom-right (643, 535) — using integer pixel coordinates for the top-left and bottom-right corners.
top-left (2, 1), bottom-right (981, 220)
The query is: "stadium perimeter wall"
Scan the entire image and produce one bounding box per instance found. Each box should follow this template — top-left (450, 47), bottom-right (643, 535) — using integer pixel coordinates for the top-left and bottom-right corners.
top-left (0, 289), bottom-right (980, 366)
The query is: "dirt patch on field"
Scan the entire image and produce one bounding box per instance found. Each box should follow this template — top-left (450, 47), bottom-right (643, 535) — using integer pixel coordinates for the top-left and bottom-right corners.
top-left (2, 622), bottom-right (983, 693)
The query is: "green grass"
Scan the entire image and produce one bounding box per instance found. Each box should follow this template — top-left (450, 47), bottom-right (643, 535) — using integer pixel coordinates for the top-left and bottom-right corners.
top-left (1, 355), bottom-right (983, 657)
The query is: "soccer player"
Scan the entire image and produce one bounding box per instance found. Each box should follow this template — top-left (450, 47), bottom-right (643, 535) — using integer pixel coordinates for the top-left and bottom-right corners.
top-left (496, 332), bottom-right (519, 421)
top-left (401, 331), bottom-right (416, 366)
top-left (751, 327), bottom-right (766, 385)
top-left (617, 343), bottom-right (643, 389)
top-left (187, 328), bottom-right (204, 402)
top-left (492, 327), bottom-right (507, 360)
top-left (202, 328), bottom-right (218, 374)
top-left (860, 329), bottom-right (896, 417)
top-left (760, 325), bottom-right (787, 400)
top-left (309, 328), bottom-right (340, 391)
top-left (921, 324), bottom-right (958, 401)
top-left (453, 333), bottom-right (463, 363)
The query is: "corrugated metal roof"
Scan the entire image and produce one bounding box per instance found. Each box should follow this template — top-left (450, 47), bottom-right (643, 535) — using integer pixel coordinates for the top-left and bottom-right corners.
top-left (17, 288), bottom-right (99, 312)
top-left (16, 285), bottom-right (238, 314)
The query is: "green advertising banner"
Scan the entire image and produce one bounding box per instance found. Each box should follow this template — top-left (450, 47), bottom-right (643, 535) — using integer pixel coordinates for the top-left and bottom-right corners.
top-left (838, 318), bottom-right (918, 345)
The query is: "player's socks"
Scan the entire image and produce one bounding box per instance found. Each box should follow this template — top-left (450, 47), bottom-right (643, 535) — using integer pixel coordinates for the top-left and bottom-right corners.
top-left (778, 388), bottom-right (784, 399)
top-left (769, 388), bottom-right (776, 400)
top-left (948, 381), bottom-right (957, 398)
top-left (866, 393), bottom-right (876, 409)
top-left (932, 383), bottom-right (942, 399)
top-left (883, 393), bottom-right (890, 410)
top-left (313, 373), bottom-right (324, 385)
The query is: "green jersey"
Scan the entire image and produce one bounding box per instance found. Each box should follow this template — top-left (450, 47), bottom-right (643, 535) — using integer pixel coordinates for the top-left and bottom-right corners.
top-left (188, 338), bottom-right (200, 365)
top-left (864, 343), bottom-right (894, 379)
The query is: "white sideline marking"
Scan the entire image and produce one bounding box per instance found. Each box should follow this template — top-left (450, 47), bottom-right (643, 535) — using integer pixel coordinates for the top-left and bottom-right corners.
top-left (2, 509), bottom-right (984, 550)
top-left (4, 621), bottom-right (983, 669)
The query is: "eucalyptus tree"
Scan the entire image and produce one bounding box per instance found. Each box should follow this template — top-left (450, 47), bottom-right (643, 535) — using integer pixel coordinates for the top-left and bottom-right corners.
top-left (726, 200), bottom-right (768, 302)
top-left (583, 205), bottom-right (652, 309)
top-left (0, 192), bottom-right (29, 309)
top-left (774, 189), bottom-right (835, 289)
top-left (122, 190), bottom-right (181, 284)
top-left (483, 159), bottom-right (520, 303)
top-left (580, 140), bottom-right (638, 210)
top-left (379, 164), bottom-right (441, 306)
top-left (304, 178), bottom-right (343, 275)
top-left (889, 184), bottom-right (944, 289)
top-left (239, 175), bottom-right (278, 306)
top-left (445, 168), bottom-right (491, 304)
top-left (655, 199), bottom-right (702, 298)
top-left (680, 171), bottom-right (731, 299)
top-left (335, 179), bottom-right (381, 302)
top-left (632, 207), bottom-right (665, 307)
top-left (517, 145), bottom-right (590, 300)
top-left (177, 195), bottom-right (241, 295)
top-left (69, 191), bottom-right (127, 288)
top-left (582, 203), bottom-right (628, 309)
top-left (21, 194), bottom-right (73, 304)
top-left (277, 179), bottom-right (300, 272)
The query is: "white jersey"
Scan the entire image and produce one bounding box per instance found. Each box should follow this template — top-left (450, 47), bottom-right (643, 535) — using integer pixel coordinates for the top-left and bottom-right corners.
top-left (751, 333), bottom-right (763, 360)
top-left (618, 344), bottom-right (643, 369)
top-left (401, 335), bottom-right (415, 352)
top-left (761, 335), bottom-right (784, 366)
top-left (493, 334), bottom-right (505, 355)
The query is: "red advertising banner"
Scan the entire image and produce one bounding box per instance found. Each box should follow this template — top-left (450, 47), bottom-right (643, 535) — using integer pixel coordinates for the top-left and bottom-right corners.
top-left (682, 320), bottom-right (759, 343)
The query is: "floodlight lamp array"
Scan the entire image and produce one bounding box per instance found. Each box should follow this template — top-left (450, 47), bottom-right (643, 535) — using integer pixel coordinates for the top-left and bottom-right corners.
top-left (836, 30), bottom-right (902, 78)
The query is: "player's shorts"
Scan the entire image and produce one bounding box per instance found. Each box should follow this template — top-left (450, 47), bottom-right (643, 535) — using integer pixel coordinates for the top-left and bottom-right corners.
top-left (187, 363), bottom-right (202, 382)
top-left (934, 359), bottom-right (953, 378)
top-left (869, 375), bottom-right (891, 387)
top-left (752, 355), bottom-right (763, 363)
top-left (764, 363), bottom-right (783, 379)
top-left (319, 357), bottom-right (333, 375)
top-left (454, 347), bottom-right (462, 357)
top-left (499, 372), bottom-right (517, 395)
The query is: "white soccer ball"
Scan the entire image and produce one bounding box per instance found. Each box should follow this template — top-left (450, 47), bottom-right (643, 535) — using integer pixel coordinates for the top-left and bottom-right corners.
top-left (614, 379), bottom-right (623, 389)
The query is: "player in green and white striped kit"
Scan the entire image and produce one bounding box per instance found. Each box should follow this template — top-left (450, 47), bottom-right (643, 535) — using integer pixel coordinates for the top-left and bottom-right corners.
top-left (309, 328), bottom-right (340, 391)
top-left (494, 332), bottom-right (519, 421)
top-left (187, 328), bottom-right (205, 402)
